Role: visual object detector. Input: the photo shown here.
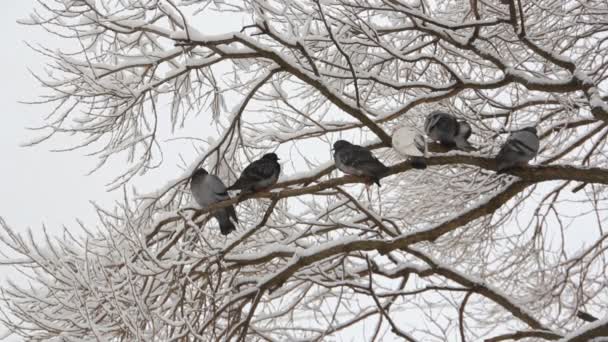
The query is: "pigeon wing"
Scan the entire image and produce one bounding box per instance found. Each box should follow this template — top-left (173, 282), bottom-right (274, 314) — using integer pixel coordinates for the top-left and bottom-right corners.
top-left (229, 159), bottom-right (276, 190)
top-left (346, 146), bottom-right (388, 176)
top-left (502, 131), bottom-right (539, 158)
top-left (207, 175), bottom-right (238, 224)
top-left (206, 175), bottom-right (229, 199)
top-left (424, 112), bottom-right (443, 134)
top-left (496, 140), bottom-right (517, 159)
top-left (513, 131), bottom-right (539, 156)
top-left (425, 112), bottom-right (458, 146)
top-left (245, 159), bottom-right (276, 179)
top-left (457, 121), bottom-right (472, 140)
top-left (454, 122), bottom-right (475, 151)
top-left (339, 145), bottom-right (374, 166)
top-left (496, 130), bottom-right (539, 172)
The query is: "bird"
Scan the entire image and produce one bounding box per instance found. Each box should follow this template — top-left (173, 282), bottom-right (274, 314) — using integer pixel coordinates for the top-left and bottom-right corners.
top-left (392, 126), bottom-right (427, 169)
top-left (495, 126), bottom-right (540, 173)
top-left (453, 120), bottom-right (474, 151)
top-left (227, 153), bottom-right (281, 193)
top-left (333, 140), bottom-right (389, 186)
top-left (190, 168), bottom-right (238, 235)
top-left (424, 111), bottom-right (474, 151)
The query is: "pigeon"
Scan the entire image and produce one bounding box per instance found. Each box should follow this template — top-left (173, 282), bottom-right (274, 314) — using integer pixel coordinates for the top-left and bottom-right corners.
top-left (227, 153), bottom-right (281, 193)
top-left (424, 111), bottom-right (474, 151)
top-left (454, 120), bottom-right (474, 151)
top-left (333, 140), bottom-right (389, 186)
top-left (392, 126), bottom-right (427, 169)
top-left (190, 168), bottom-right (238, 235)
top-left (495, 127), bottom-right (540, 173)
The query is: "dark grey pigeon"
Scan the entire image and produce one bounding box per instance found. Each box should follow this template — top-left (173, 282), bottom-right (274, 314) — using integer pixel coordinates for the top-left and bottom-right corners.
top-left (333, 140), bottom-right (389, 186)
top-left (227, 153), bottom-right (281, 193)
top-left (190, 168), bottom-right (238, 235)
top-left (495, 127), bottom-right (540, 173)
top-left (425, 111), bottom-right (474, 151)
top-left (454, 120), bottom-right (475, 151)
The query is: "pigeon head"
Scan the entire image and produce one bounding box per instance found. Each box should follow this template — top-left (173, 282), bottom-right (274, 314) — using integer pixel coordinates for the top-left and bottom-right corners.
top-left (522, 126), bottom-right (537, 135)
top-left (190, 168), bottom-right (208, 183)
top-left (191, 168), bottom-right (208, 176)
top-left (262, 153), bottom-right (280, 161)
top-left (333, 140), bottom-right (351, 151)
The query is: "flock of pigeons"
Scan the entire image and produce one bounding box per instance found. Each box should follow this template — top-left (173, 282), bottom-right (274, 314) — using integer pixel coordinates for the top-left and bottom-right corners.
top-left (190, 111), bottom-right (540, 235)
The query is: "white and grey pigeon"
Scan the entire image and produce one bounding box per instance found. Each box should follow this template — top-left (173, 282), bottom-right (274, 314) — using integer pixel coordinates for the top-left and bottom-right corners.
top-left (333, 140), bottom-right (389, 186)
top-left (392, 126), bottom-right (427, 169)
top-left (227, 153), bottom-right (281, 193)
top-left (495, 127), bottom-right (540, 173)
top-left (190, 168), bottom-right (238, 235)
top-left (424, 111), bottom-right (474, 151)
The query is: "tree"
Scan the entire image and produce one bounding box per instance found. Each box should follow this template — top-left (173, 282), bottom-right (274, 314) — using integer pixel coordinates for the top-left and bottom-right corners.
top-left (1, 0), bottom-right (608, 340)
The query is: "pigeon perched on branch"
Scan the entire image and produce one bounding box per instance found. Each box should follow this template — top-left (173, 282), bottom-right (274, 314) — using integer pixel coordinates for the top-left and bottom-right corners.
top-left (227, 153), bottom-right (281, 193)
top-left (495, 127), bottom-right (540, 173)
top-left (454, 120), bottom-right (473, 151)
top-left (190, 168), bottom-right (238, 235)
top-left (424, 111), bottom-right (474, 151)
top-left (333, 140), bottom-right (389, 186)
top-left (392, 126), bottom-right (427, 169)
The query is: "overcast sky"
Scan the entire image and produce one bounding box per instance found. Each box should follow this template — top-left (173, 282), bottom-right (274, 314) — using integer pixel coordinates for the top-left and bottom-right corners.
top-left (0, 1), bottom-right (119, 233)
top-left (0, 2), bottom-right (117, 339)
top-left (0, 1), bottom-right (241, 233)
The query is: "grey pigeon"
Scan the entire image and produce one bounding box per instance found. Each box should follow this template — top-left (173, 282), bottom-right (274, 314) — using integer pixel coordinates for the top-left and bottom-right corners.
top-left (190, 168), bottom-right (238, 235)
top-left (454, 120), bottom-right (474, 151)
top-left (425, 111), bottom-right (474, 151)
top-left (227, 153), bottom-right (281, 193)
top-left (333, 140), bottom-right (389, 186)
top-left (495, 127), bottom-right (539, 173)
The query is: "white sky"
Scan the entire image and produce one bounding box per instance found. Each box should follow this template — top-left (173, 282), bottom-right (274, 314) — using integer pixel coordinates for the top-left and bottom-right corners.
top-left (0, 2), bottom-right (121, 340)
top-left (0, 1), bottom-right (118, 232)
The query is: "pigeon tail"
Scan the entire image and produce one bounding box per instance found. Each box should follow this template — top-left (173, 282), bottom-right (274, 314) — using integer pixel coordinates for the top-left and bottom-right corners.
top-left (219, 220), bottom-right (236, 236)
top-left (227, 180), bottom-right (247, 192)
top-left (215, 210), bottom-right (237, 235)
top-left (364, 163), bottom-right (389, 187)
top-left (439, 139), bottom-right (457, 149)
top-left (375, 164), bottom-right (390, 184)
top-left (496, 158), bottom-right (512, 174)
top-left (227, 204), bottom-right (238, 224)
top-left (454, 138), bottom-right (476, 152)
top-left (367, 177), bottom-right (381, 187)
top-left (410, 157), bottom-right (427, 169)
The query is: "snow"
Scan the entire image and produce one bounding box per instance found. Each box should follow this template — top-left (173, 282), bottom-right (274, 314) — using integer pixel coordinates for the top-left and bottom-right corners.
top-left (557, 317), bottom-right (608, 341)
top-left (17, 14), bottom-right (39, 25)
top-left (278, 160), bottom-right (334, 183)
top-left (169, 30), bottom-right (236, 43)
top-left (295, 235), bottom-right (359, 258)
